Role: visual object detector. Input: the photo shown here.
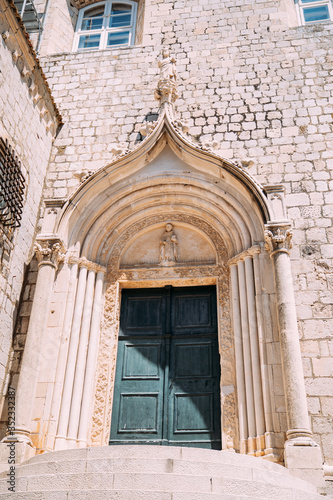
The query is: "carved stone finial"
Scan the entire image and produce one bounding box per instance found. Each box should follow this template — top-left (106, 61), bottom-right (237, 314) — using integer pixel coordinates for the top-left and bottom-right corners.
top-left (12, 50), bottom-right (21, 62)
top-left (199, 139), bottom-right (219, 151)
top-left (173, 119), bottom-right (190, 134)
top-left (33, 93), bottom-right (41, 105)
top-left (34, 238), bottom-right (66, 269)
top-left (46, 122), bottom-right (57, 136)
top-left (74, 169), bottom-right (94, 183)
top-left (28, 82), bottom-right (38, 96)
top-left (2, 30), bottom-right (10, 41)
top-left (139, 121), bottom-right (157, 137)
top-left (264, 223), bottom-right (293, 255)
top-left (155, 49), bottom-right (179, 105)
top-left (240, 159), bottom-right (255, 168)
top-left (110, 143), bottom-right (129, 157)
top-left (159, 223), bottom-right (178, 266)
top-left (40, 106), bottom-right (49, 120)
top-left (21, 66), bottom-right (31, 79)
top-left (233, 159), bottom-right (255, 169)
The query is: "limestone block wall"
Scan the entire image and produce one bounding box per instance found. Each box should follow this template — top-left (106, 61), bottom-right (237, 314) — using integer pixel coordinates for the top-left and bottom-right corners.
top-left (0, 2), bottom-right (59, 419)
top-left (34, 0), bottom-right (333, 464)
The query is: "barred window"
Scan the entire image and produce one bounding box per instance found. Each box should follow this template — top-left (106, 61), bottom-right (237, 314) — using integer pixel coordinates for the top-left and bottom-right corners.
top-left (0, 138), bottom-right (25, 229)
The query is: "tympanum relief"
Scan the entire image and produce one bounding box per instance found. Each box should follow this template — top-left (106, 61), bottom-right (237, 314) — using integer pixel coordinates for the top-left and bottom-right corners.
top-left (120, 222), bottom-right (216, 268)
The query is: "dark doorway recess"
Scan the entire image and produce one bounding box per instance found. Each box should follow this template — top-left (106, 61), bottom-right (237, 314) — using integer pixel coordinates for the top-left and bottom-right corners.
top-left (110, 285), bottom-right (221, 449)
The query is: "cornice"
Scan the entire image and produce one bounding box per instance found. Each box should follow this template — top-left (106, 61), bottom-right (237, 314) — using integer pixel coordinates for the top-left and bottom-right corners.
top-left (0, 0), bottom-right (63, 134)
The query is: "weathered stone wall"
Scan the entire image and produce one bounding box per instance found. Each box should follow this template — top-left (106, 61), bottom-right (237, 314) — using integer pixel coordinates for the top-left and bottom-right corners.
top-left (38, 0), bottom-right (333, 465)
top-left (0, 4), bottom-right (58, 416)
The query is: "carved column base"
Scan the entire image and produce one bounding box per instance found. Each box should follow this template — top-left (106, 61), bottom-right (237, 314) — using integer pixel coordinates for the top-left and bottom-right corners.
top-left (286, 428), bottom-right (314, 443)
top-left (285, 440), bottom-right (326, 492)
top-left (246, 437), bottom-right (256, 456)
top-left (2, 427), bottom-right (32, 445)
top-left (54, 435), bottom-right (67, 451)
top-left (240, 439), bottom-right (247, 454)
top-left (262, 431), bottom-right (283, 463)
top-left (255, 434), bottom-right (265, 457)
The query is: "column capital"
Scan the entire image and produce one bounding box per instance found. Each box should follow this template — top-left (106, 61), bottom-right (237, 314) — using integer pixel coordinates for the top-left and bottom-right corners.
top-left (228, 244), bottom-right (261, 267)
top-left (34, 237), bottom-right (66, 269)
top-left (264, 222), bottom-right (293, 256)
top-left (68, 255), bottom-right (106, 273)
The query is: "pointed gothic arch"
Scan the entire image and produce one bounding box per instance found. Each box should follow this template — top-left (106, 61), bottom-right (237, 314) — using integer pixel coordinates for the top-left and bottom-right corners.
top-left (10, 64), bottom-right (316, 472)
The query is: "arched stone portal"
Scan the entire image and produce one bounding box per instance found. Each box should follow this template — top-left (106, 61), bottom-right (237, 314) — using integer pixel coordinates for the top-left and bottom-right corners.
top-left (50, 130), bottom-right (276, 458)
top-left (2, 79), bottom-right (323, 489)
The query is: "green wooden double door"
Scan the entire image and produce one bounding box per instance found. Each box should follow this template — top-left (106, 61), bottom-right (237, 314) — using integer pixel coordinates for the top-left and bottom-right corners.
top-left (110, 285), bottom-right (221, 449)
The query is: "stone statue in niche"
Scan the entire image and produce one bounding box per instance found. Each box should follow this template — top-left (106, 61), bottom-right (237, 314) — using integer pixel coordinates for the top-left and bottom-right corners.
top-left (159, 223), bottom-right (178, 266)
top-left (159, 48), bottom-right (177, 82)
top-left (155, 49), bottom-right (178, 104)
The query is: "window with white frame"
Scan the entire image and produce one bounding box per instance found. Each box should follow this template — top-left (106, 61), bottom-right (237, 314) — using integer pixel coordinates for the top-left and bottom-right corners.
top-left (74, 1), bottom-right (137, 51)
top-left (296, 0), bottom-right (333, 24)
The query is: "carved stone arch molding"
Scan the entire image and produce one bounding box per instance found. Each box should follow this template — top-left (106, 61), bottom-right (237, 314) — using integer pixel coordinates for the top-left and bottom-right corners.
top-left (89, 213), bottom-right (237, 450)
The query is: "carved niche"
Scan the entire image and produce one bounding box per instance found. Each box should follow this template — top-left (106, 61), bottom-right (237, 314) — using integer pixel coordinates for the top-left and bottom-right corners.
top-left (120, 221), bottom-right (217, 268)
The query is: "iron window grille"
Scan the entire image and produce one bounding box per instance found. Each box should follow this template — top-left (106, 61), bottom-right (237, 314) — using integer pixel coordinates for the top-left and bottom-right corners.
top-left (0, 138), bottom-right (25, 230)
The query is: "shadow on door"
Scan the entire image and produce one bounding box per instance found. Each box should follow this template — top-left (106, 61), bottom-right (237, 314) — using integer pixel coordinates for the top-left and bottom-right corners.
top-left (109, 285), bottom-right (221, 450)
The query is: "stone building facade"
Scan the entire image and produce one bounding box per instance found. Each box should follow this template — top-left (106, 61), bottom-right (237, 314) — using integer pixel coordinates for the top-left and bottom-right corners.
top-left (0, 0), bottom-right (333, 496)
top-left (0, 0), bottom-right (61, 421)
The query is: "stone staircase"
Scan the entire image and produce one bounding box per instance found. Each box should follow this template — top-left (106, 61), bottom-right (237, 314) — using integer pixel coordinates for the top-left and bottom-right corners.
top-left (0, 445), bottom-right (324, 499)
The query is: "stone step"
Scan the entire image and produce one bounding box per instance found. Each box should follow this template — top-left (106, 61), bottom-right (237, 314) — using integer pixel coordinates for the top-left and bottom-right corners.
top-left (0, 471), bottom-right (321, 496)
top-left (0, 490), bottom-right (261, 500)
top-left (0, 446), bottom-right (323, 499)
top-left (0, 487), bottom-right (324, 500)
top-left (4, 457), bottom-right (315, 493)
top-left (24, 445), bottom-right (289, 474)
top-left (10, 455), bottom-right (287, 476)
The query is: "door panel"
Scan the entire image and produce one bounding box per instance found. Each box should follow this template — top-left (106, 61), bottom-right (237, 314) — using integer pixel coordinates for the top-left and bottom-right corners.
top-left (173, 342), bottom-right (213, 378)
top-left (118, 394), bottom-right (159, 432)
top-left (122, 343), bottom-right (161, 379)
top-left (172, 287), bottom-right (217, 334)
top-left (110, 339), bottom-right (165, 443)
top-left (168, 337), bottom-right (221, 448)
top-left (173, 394), bottom-right (213, 432)
top-left (110, 286), bottom-right (221, 449)
top-left (120, 289), bottom-right (166, 336)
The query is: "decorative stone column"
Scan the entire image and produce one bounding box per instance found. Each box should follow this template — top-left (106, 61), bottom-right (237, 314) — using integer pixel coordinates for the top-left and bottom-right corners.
top-left (55, 258), bottom-right (89, 450)
top-left (230, 264), bottom-right (248, 454)
top-left (55, 257), bottom-right (106, 450)
top-left (265, 222), bottom-right (325, 489)
top-left (229, 246), bottom-right (266, 457)
top-left (2, 238), bottom-right (65, 457)
top-left (77, 269), bottom-right (105, 447)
